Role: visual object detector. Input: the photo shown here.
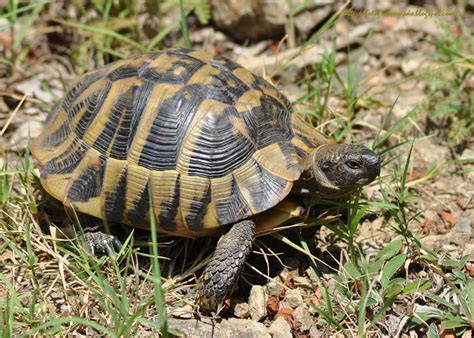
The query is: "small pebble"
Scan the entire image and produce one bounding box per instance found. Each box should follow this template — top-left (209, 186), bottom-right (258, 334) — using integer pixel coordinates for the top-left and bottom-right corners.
top-left (268, 316), bottom-right (292, 338)
top-left (171, 304), bottom-right (193, 319)
top-left (293, 304), bottom-right (314, 331)
top-left (455, 218), bottom-right (472, 234)
top-left (266, 279), bottom-right (284, 297)
top-left (280, 289), bottom-right (303, 309)
top-left (248, 285), bottom-right (267, 321)
top-left (234, 302), bottom-right (250, 319)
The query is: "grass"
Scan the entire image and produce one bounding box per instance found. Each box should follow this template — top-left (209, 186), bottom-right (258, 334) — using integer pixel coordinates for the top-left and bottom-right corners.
top-left (1, 1), bottom-right (473, 336)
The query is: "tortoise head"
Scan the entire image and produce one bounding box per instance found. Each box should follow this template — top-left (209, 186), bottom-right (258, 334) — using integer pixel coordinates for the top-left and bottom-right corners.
top-left (308, 144), bottom-right (381, 198)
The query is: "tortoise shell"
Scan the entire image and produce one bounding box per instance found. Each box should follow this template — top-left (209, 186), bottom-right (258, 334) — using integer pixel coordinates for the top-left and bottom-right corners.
top-left (32, 48), bottom-right (321, 236)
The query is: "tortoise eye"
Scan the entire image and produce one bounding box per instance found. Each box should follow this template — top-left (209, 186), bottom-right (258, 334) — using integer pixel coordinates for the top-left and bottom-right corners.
top-left (346, 160), bottom-right (361, 169)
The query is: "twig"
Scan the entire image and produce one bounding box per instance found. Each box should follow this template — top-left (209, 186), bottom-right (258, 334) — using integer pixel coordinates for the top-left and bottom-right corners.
top-left (0, 94), bottom-right (27, 136)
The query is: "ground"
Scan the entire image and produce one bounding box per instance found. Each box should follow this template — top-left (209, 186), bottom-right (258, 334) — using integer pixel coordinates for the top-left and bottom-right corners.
top-left (0, 1), bottom-right (473, 337)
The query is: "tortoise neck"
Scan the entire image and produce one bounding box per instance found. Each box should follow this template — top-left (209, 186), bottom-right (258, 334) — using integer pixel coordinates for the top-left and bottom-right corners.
top-left (292, 146), bottom-right (350, 199)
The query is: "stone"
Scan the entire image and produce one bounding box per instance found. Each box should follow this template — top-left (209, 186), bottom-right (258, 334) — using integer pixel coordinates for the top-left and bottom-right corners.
top-left (268, 316), bottom-right (292, 338)
top-left (266, 279), bottom-right (285, 297)
top-left (401, 57), bottom-right (422, 76)
top-left (293, 304), bottom-right (315, 331)
top-left (248, 285), bottom-right (268, 321)
top-left (168, 317), bottom-right (271, 338)
top-left (293, 276), bottom-right (312, 289)
top-left (455, 218), bottom-right (472, 234)
top-left (171, 304), bottom-right (193, 319)
top-left (412, 139), bottom-right (450, 169)
top-left (7, 120), bottom-right (44, 151)
top-left (234, 301), bottom-right (250, 319)
top-left (295, 5), bottom-right (333, 38)
top-left (280, 289), bottom-right (303, 309)
top-left (219, 318), bottom-right (270, 338)
top-left (309, 325), bottom-right (321, 337)
top-left (210, 0), bottom-right (288, 41)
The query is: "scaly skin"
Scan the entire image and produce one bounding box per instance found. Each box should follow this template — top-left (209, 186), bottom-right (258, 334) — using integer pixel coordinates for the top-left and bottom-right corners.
top-left (197, 220), bottom-right (256, 312)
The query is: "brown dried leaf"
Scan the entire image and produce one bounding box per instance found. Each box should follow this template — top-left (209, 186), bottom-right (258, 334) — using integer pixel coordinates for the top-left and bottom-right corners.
top-left (440, 328), bottom-right (456, 338)
top-left (284, 277), bottom-right (295, 289)
top-left (223, 297), bottom-right (232, 310)
top-left (267, 296), bottom-right (278, 315)
top-left (438, 211), bottom-right (457, 228)
top-left (465, 264), bottom-right (474, 278)
top-left (275, 307), bottom-right (294, 323)
top-left (421, 219), bottom-right (437, 235)
top-left (407, 170), bottom-right (423, 181)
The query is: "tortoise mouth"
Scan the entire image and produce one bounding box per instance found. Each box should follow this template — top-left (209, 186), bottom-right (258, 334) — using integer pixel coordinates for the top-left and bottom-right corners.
top-left (356, 177), bottom-right (376, 185)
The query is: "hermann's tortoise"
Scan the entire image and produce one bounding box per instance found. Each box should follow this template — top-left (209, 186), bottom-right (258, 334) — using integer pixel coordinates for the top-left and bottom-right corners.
top-left (32, 48), bottom-right (381, 311)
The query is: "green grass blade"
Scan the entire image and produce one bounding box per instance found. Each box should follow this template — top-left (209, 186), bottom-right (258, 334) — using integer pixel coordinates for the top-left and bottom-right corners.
top-left (55, 19), bottom-right (145, 51)
top-left (0, 1), bottom-right (48, 21)
top-left (148, 184), bottom-right (168, 337)
top-left (373, 105), bottom-right (417, 150)
top-left (147, 18), bottom-right (181, 51)
top-left (179, 0), bottom-right (192, 49)
top-left (31, 316), bottom-right (117, 336)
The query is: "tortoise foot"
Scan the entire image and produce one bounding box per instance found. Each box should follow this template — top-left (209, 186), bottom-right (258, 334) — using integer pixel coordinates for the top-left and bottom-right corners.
top-left (84, 231), bottom-right (122, 257)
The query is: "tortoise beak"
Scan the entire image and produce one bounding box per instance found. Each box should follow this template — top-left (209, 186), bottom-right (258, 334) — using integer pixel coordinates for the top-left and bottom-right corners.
top-left (360, 149), bottom-right (381, 183)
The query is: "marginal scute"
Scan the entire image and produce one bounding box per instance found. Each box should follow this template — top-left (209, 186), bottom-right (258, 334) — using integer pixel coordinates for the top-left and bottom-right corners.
top-left (124, 163), bottom-right (150, 223)
top-left (32, 48), bottom-right (322, 236)
top-left (65, 148), bottom-right (107, 219)
top-left (180, 175), bottom-right (214, 231)
top-left (103, 158), bottom-right (128, 224)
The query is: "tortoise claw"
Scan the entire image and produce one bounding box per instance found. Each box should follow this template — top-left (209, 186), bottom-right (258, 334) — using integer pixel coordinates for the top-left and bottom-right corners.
top-left (84, 231), bottom-right (122, 258)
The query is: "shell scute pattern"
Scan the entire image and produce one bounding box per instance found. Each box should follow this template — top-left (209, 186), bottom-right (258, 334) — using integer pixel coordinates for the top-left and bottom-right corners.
top-left (32, 49), bottom-right (311, 236)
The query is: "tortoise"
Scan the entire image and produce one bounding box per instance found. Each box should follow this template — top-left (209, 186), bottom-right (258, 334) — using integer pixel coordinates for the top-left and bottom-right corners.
top-left (31, 48), bottom-right (381, 311)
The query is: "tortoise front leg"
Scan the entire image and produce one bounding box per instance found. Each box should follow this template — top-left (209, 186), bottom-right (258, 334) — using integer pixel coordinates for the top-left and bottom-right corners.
top-left (197, 219), bottom-right (256, 312)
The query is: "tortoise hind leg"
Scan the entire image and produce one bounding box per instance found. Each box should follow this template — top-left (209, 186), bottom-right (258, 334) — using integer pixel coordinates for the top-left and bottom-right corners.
top-left (197, 219), bottom-right (256, 312)
top-left (83, 227), bottom-right (122, 257)
top-left (64, 208), bottom-right (122, 257)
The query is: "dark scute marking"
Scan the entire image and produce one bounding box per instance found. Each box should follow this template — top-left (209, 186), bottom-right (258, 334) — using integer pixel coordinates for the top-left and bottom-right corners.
top-left (43, 141), bottom-right (90, 175)
top-left (278, 142), bottom-right (304, 172)
top-left (251, 75), bottom-right (291, 109)
top-left (158, 175), bottom-right (180, 232)
top-left (127, 81), bottom-right (154, 152)
top-left (93, 85), bottom-right (136, 159)
top-left (211, 54), bottom-right (241, 72)
top-left (166, 48), bottom-right (192, 57)
top-left (44, 100), bottom-right (63, 125)
top-left (247, 164), bottom-right (288, 212)
top-left (127, 180), bottom-right (151, 228)
top-left (73, 90), bottom-right (100, 139)
top-left (252, 94), bottom-right (293, 149)
top-left (42, 114), bottom-right (72, 148)
top-left (185, 185), bottom-right (211, 231)
top-left (147, 51), bottom-right (161, 60)
top-left (216, 176), bottom-right (251, 225)
top-left (139, 57), bottom-right (204, 85)
top-left (293, 144), bottom-right (307, 159)
top-left (187, 110), bottom-right (255, 178)
top-left (106, 65), bottom-right (137, 81)
top-left (205, 69), bottom-right (249, 105)
top-left (229, 105), bottom-right (259, 140)
top-left (138, 84), bottom-right (207, 170)
top-left (63, 71), bottom-right (104, 110)
top-left (67, 155), bottom-right (107, 202)
top-left (294, 131), bottom-right (315, 150)
top-left (104, 166), bottom-right (127, 224)
top-left (70, 80), bottom-right (112, 140)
